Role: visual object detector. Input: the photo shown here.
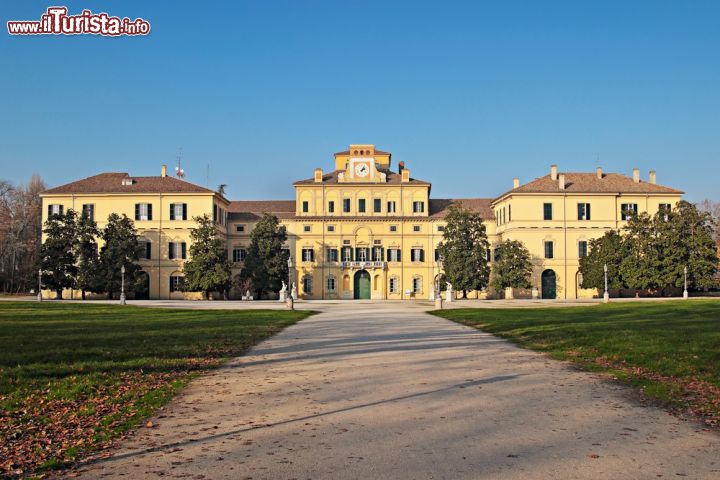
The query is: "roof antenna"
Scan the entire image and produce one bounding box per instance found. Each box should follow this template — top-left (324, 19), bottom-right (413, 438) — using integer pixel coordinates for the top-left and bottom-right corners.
top-left (175, 148), bottom-right (185, 178)
top-left (594, 153), bottom-right (600, 168)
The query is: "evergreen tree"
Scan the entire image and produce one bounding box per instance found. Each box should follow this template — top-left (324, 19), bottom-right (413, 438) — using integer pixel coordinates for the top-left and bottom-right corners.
top-left (182, 214), bottom-right (232, 299)
top-left (619, 212), bottom-right (663, 291)
top-left (239, 214), bottom-right (288, 299)
top-left (579, 230), bottom-right (627, 291)
top-left (39, 209), bottom-right (78, 299)
top-left (75, 212), bottom-right (100, 300)
top-left (658, 201), bottom-right (718, 290)
top-left (491, 239), bottom-right (533, 292)
top-left (97, 213), bottom-right (141, 299)
top-left (436, 205), bottom-right (490, 298)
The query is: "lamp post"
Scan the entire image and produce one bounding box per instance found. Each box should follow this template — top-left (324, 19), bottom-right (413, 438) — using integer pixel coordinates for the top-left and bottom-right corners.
top-left (683, 266), bottom-right (688, 300)
top-left (603, 263), bottom-right (609, 303)
top-left (37, 268), bottom-right (42, 302)
top-left (120, 265), bottom-right (126, 305)
top-left (287, 256), bottom-right (294, 310)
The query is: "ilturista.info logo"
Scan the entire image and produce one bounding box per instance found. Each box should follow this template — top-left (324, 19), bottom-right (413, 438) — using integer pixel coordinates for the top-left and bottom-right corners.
top-left (7, 6), bottom-right (150, 36)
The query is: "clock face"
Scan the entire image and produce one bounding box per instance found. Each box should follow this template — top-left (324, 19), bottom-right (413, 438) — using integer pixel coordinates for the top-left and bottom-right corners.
top-left (355, 163), bottom-right (370, 177)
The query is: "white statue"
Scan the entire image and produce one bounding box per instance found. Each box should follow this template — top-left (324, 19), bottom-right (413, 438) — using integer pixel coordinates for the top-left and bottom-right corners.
top-left (279, 281), bottom-right (288, 302)
top-left (291, 282), bottom-right (298, 300)
top-left (445, 281), bottom-right (454, 302)
top-left (280, 281), bottom-right (287, 293)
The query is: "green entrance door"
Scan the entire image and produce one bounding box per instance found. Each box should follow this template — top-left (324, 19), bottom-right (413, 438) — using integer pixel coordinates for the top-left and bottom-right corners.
top-left (353, 270), bottom-right (371, 299)
top-left (541, 270), bottom-right (556, 299)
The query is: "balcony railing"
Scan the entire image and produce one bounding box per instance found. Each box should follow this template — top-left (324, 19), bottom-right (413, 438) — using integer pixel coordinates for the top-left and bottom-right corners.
top-left (340, 261), bottom-right (387, 269)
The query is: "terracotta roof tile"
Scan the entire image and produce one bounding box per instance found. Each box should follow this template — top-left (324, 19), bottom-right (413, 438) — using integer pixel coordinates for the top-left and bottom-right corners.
top-left (42, 172), bottom-right (216, 195)
top-left (496, 172), bottom-right (683, 200)
top-left (429, 198), bottom-right (495, 219)
top-left (293, 169), bottom-right (429, 185)
top-left (227, 200), bottom-right (296, 221)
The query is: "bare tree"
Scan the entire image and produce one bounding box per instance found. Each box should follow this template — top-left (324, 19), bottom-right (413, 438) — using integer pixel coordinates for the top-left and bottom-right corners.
top-left (0, 174), bottom-right (46, 293)
top-left (698, 199), bottom-right (720, 242)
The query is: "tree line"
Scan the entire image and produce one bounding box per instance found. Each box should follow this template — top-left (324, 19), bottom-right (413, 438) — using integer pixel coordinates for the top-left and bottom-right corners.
top-left (579, 200), bottom-right (718, 295)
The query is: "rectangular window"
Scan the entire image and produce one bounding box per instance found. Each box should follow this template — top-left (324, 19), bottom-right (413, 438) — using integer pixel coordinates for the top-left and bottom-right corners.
top-left (302, 201), bottom-right (309, 213)
top-left (358, 199), bottom-right (366, 213)
top-left (411, 248), bottom-right (425, 262)
top-left (434, 249), bottom-right (442, 262)
top-left (170, 203), bottom-right (187, 221)
top-left (543, 203), bottom-right (553, 221)
top-left (373, 198), bottom-right (382, 213)
top-left (412, 201), bottom-right (425, 213)
top-left (388, 249), bottom-right (401, 262)
top-left (81, 204), bottom-right (94, 221)
top-left (302, 276), bottom-right (313, 294)
top-left (302, 248), bottom-right (315, 262)
top-left (213, 204), bottom-right (217, 223)
top-left (168, 242), bottom-right (187, 260)
top-left (412, 277), bottom-right (422, 293)
top-left (578, 241), bottom-right (588, 258)
top-left (389, 277), bottom-right (399, 294)
top-left (372, 246), bottom-right (384, 261)
top-left (328, 201), bottom-right (335, 213)
top-left (303, 225), bottom-right (311, 232)
top-left (236, 224), bottom-right (245, 232)
top-left (356, 247), bottom-right (369, 262)
top-left (343, 198), bottom-right (351, 213)
top-left (413, 225), bottom-right (421, 232)
top-left (577, 203), bottom-right (591, 221)
top-left (389, 225), bottom-right (398, 232)
top-left (327, 225), bottom-right (335, 232)
top-left (387, 201), bottom-right (396, 213)
top-left (659, 203), bottom-right (671, 221)
top-left (139, 240), bottom-right (151, 260)
top-left (169, 276), bottom-right (184, 292)
top-left (621, 203), bottom-right (638, 221)
top-left (233, 248), bottom-right (247, 262)
top-left (437, 225), bottom-right (445, 232)
top-left (48, 204), bottom-right (64, 216)
top-left (508, 204), bottom-right (512, 222)
top-left (341, 246), bottom-right (353, 262)
top-left (326, 248), bottom-right (338, 262)
top-left (544, 241), bottom-right (554, 259)
top-left (326, 277), bottom-right (336, 292)
top-left (135, 203), bottom-right (152, 221)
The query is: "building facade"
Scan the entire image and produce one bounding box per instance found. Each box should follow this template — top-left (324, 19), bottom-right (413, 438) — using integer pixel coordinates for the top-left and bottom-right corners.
top-left (40, 145), bottom-right (683, 300)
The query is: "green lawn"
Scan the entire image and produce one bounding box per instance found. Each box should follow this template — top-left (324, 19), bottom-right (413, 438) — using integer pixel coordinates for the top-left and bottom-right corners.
top-left (0, 301), bottom-right (313, 477)
top-left (433, 300), bottom-right (720, 427)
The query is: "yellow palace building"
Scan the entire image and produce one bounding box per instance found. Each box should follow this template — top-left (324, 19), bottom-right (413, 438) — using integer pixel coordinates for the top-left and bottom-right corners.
top-left (40, 145), bottom-right (683, 300)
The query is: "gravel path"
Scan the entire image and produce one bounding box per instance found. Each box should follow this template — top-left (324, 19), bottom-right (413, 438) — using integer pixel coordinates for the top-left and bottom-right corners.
top-left (77, 303), bottom-right (720, 479)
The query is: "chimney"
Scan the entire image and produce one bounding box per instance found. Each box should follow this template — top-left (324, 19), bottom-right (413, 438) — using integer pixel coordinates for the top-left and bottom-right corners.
top-left (398, 161), bottom-right (405, 172)
top-left (513, 178), bottom-right (520, 189)
top-left (558, 174), bottom-right (566, 190)
top-left (632, 168), bottom-right (640, 183)
top-left (550, 164), bottom-right (558, 181)
top-left (596, 166), bottom-right (603, 179)
top-left (649, 170), bottom-right (657, 185)
top-left (161, 164), bottom-right (167, 178)
top-left (401, 168), bottom-right (410, 183)
top-left (314, 168), bottom-right (323, 183)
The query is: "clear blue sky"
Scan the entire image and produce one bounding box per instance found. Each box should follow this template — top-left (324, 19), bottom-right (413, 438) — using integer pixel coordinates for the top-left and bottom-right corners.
top-left (2, 0), bottom-right (719, 201)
